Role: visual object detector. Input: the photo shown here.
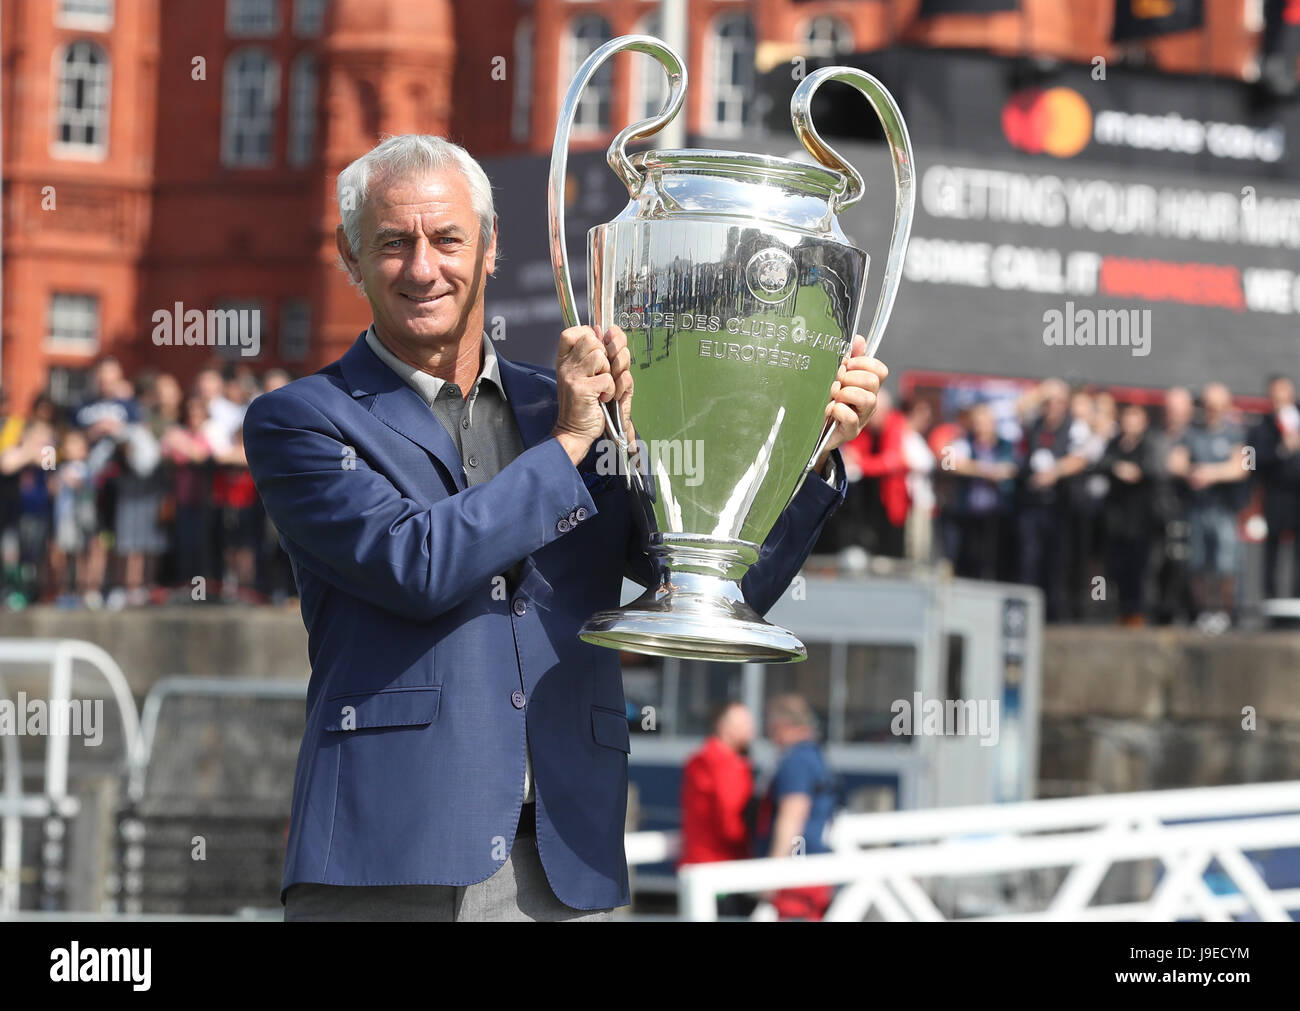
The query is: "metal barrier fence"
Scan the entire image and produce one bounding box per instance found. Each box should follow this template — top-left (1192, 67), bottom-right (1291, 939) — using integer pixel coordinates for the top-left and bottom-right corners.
top-left (0, 639), bottom-right (141, 914)
top-left (5, 642), bottom-right (1298, 922)
top-left (671, 781), bottom-right (1300, 921)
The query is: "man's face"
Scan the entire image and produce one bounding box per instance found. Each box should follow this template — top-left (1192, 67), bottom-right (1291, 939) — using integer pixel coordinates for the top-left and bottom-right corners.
top-left (340, 167), bottom-right (496, 352)
top-left (1270, 378), bottom-right (1295, 411)
top-left (1203, 383), bottom-right (1230, 417)
top-left (766, 711), bottom-right (799, 748)
top-left (1165, 389), bottom-right (1192, 429)
top-left (720, 706), bottom-right (755, 752)
top-left (196, 370), bottom-right (223, 403)
top-left (97, 360), bottom-right (123, 395)
top-left (1120, 405), bottom-right (1147, 438)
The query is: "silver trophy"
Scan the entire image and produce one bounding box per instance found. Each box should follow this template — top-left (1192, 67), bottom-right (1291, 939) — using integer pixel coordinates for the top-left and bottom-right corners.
top-left (549, 35), bottom-right (915, 663)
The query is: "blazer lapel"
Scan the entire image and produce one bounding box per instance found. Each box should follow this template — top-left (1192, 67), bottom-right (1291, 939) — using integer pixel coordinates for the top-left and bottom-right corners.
top-left (337, 331), bottom-right (466, 492)
top-left (497, 353), bottom-right (559, 452)
top-left (497, 352), bottom-right (565, 606)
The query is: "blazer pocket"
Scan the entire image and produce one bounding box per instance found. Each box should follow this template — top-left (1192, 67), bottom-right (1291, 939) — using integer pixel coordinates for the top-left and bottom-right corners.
top-left (324, 686), bottom-right (441, 732)
top-left (579, 469), bottom-right (619, 496)
top-left (591, 704), bottom-right (631, 754)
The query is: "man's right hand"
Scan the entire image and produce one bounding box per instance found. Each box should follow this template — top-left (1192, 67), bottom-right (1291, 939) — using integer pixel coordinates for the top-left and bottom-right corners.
top-left (551, 325), bottom-right (616, 466)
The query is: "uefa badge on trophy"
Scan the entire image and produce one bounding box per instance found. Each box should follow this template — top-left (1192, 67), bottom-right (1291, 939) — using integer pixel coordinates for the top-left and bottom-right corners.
top-left (548, 35), bottom-right (916, 664)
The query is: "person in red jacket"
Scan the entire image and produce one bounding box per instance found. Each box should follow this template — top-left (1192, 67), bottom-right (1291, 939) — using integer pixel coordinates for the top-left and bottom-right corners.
top-left (842, 389), bottom-right (911, 557)
top-left (679, 701), bottom-right (756, 917)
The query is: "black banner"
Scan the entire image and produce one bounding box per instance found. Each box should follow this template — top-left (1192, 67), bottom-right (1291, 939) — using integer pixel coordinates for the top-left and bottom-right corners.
top-left (919, 0), bottom-right (1018, 14)
top-left (1112, 0), bottom-right (1204, 41)
top-left (758, 47), bottom-right (1300, 180)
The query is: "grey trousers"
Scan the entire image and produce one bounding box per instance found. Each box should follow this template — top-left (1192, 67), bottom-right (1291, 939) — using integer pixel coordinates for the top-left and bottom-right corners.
top-left (283, 805), bottom-right (614, 922)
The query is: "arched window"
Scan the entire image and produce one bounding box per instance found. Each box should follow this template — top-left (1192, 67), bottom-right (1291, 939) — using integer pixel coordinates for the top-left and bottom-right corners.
top-left (633, 13), bottom-right (669, 124)
top-left (54, 41), bottom-right (110, 156)
top-left (709, 14), bottom-right (755, 138)
top-left (355, 79), bottom-right (380, 139)
top-left (222, 48), bottom-right (279, 166)
top-left (567, 15), bottom-right (612, 135)
top-left (802, 17), bottom-right (853, 59)
top-left (288, 53), bottom-right (317, 166)
top-left (511, 19), bottom-right (533, 143)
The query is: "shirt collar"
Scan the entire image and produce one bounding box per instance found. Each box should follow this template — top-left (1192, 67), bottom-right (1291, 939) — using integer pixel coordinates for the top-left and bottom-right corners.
top-left (364, 325), bottom-right (507, 407)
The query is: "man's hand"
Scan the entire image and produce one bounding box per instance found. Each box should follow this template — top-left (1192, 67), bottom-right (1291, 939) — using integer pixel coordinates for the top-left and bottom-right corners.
top-left (1112, 460), bottom-right (1142, 483)
top-left (551, 325), bottom-right (616, 466)
top-left (602, 326), bottom-right (636, 454)
top-left (815, 335), bottom-right (888, 474)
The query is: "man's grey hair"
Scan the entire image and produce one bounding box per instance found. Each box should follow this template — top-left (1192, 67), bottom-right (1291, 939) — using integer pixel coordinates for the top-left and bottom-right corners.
top-left (335, 134), bottom-right (497, 278)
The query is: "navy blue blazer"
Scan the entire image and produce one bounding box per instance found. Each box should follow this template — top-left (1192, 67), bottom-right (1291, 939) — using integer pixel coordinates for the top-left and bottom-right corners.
top-left (243, 330), bottom-right (847, 910)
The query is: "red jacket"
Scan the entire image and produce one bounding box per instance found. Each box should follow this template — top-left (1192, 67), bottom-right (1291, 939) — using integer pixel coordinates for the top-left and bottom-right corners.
top-left (678, 736), bottom-right (753, 866)
top-left (844, 409), bottom-right (911, 527)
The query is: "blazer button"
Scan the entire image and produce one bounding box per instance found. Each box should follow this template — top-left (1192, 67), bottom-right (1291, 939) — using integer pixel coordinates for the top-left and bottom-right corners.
top-left (512, 598), bottom-right (527, 616)
top-left (574, 507), bottom-right (589, 522)
top-left (511, 690), bottom-right (526, 709)
top-left (557, 517), bottom-right (571, 533)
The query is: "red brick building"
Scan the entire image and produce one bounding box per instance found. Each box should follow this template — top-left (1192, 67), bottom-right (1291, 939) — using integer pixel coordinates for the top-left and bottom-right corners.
top-left (0, 0), bottom-right (1275, 413)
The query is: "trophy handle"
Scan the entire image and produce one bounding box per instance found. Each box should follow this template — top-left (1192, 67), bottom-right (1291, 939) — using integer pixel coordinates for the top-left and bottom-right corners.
top-left (548, 35), bottom-right (687, 454)
top-left (789, 68), bottom-right (915, 496)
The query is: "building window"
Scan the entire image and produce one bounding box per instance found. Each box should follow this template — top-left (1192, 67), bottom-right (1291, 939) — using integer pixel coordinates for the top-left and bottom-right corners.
top-left (47, 367), bottom-right (94, 409)
top-left (292, 0), bottom-right (327, 37)
top-left (633, 13), bottom-right (668, 123)
top-left (227, 0), bottom-right (279, 37)
top-left (511, 19), bottom-right (533, 144)
top-left (222, 49), bottom-right (279, 167)
top-left (279, 299), bottom-right (311, 360)
top-left (567, 15), bottom-right (612, 136)
top-left (53, 41), bottom-right (110, 156)
top-left (288, 53), bottom-right (317, 166)
top-left (709, 14), bottom-right (755, 138)
top-left (58, 0), bottom-right (114, 30)
top-left (802, 16), bottom-right (853, 59)
top-left (46, 293), bottom-right (100, 354)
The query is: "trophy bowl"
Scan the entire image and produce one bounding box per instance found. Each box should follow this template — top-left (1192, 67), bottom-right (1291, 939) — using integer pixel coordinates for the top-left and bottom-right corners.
top-left (549, 36), bottom-right (915, 663)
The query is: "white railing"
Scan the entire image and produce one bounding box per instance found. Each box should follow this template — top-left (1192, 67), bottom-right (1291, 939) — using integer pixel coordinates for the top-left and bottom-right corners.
top-left (669, 781), bottom-right (1300, 921)
top-left (0, 639), bottom-right (143, 914)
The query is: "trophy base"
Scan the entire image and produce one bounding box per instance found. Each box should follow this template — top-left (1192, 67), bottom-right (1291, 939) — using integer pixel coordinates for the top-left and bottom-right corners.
top-left (579, 541), bottom-right (807, 663)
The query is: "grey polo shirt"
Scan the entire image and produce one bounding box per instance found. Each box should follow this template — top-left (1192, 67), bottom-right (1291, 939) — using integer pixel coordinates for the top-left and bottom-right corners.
top-left (364, 324), bottom-right (536, 804)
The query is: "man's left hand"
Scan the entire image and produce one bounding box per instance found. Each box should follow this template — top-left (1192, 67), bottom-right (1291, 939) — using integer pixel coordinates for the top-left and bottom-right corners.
top-left (815, 335), bottom-right (888, 475)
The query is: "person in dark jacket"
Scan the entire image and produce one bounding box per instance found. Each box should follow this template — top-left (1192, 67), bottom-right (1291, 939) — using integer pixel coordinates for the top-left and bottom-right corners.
top-left (1148, 387), bottom-right (1195, 625)
top-left (1015, 379), bottom-right (1088, 622)
top-left (1101, 404), bottom-right (1155, 624)
top-left (1250, 375), bottom-right (1300, 600)
top-left (950, 402), bottom-right (1017, 581)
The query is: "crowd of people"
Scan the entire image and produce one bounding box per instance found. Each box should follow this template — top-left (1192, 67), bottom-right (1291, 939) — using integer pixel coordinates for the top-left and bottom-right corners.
top-left (818, 375), bottom-right (1300, 633)
top-left (0, 357), bottom-right (296, 609)
top-left (4, 354), bottom-right (1297, 632)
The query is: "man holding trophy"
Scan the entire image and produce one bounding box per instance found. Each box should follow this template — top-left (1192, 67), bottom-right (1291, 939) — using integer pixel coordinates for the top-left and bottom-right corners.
top-left (244, 34), bottom-right (911, 921)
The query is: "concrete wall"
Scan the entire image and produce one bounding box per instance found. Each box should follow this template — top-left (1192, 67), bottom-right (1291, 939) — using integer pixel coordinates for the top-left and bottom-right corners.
top-left (2, 607), bottom-right (1298, 795)
top-left (1039, 627), bottom-right (1300, 795)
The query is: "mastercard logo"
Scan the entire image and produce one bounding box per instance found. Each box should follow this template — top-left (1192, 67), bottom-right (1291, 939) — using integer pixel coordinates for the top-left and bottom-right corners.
top-left (1002, 87), bottom-right (1093, 158)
